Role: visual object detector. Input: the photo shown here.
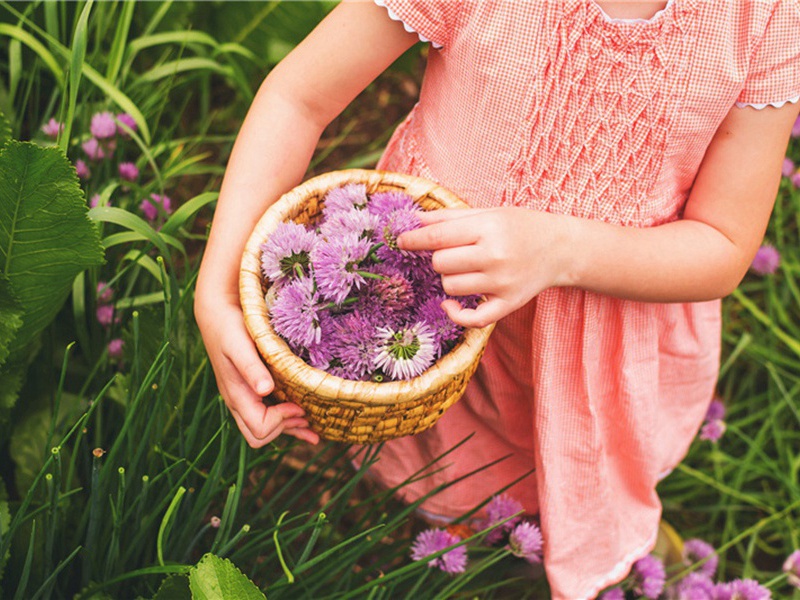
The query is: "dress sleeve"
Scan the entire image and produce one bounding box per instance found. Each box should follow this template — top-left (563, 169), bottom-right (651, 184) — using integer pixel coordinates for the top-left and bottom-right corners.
top-left (373, 0), bottom-right (460, 49)
top-left (736, 0), bottom-right (800, 108)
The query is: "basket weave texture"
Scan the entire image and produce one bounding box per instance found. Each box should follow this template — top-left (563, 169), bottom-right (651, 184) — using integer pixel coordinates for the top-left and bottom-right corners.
top-left (240, 169), bottom-right (494, 443)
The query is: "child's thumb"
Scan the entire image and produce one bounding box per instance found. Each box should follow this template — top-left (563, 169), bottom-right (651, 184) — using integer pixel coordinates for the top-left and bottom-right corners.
top-left (231, 345), bottom-right (274, 397)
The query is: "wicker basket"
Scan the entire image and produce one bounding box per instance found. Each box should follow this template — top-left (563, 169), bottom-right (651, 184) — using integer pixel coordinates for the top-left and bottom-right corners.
top-left (240, 169), bottom-right (494, 444)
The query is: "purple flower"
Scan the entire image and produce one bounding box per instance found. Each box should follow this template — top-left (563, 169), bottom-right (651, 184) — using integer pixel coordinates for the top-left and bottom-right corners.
top-left (507, 521), bottom-right (543, 564)
top-left (140, 193), bottom-right (172, 222)
top-left (482, 494), bottom-right (524, 544)
top-left (312, 233), bottom-right (374, 304)
top-left (322, 183), bottom-right (368, 214)
top-left (416, 296), bottom-right (462, 357)
top-left (705, 399), bottom-right (726, 422)
top-left (75, 159), bottom-right (91, 179)
top-left (632, 554), bottom-right (666, 599)
top-left (328, 312), bottom-right (381, 381)
top-left (783, 549), bottom-right (800, 588)
top-left (368, 266), bottom-right (415, 319)
top-left (367, 191), bottom-right (416, 219)
top-left (670, 573), bottom-right (714, 600)
top-left (96, 281), bottom-right (114, 304)
top-left (319, 207), bottom-right (380, 242)
top-left (90, 111), bottom-right (117, 139)
top-left (783, 158), bottom-right (796, 178)
top-left (96, 305), bottom-right (115, 327)
top-left (376, 209), bottom-right (431, 278)
top-left (269, 276), bottom-right (322, 348)
top-left (750, 244), bottom-right (780, 275)
top-left (792, 171), bottom-right (800, 188)
top-left (261, 222), bottom-right (317, 285)
top-left (682, 538), bottom-right (718, 579)
top-left (116, 112), bottom-right (137, 136)
top-left (599, 589), bottom-right (625, 600)
top-left (107, 338), bottom-right (124, 359)
top-left (83, 137), bottom-right (112, 161)
top-left (41, 118), bottom-right (63, 138)
top-left (713, 579), bottom-right (771, 600)
top-left (373, 322), bottom-right (436, 380)
top-left (409, 528), bottom-right (467, 575)
top-left (89, 194), bottom-right (104, 209)
top-left (699, 419), bottom-right (726, 442)
top-left (792, 115), bottom-right (800, 138)
top-left (118, 162), bottom-right (139, 182)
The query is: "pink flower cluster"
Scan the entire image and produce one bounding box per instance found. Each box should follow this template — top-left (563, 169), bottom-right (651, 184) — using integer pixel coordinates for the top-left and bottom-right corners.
top-left (409, 494), bottom-right (543, 576)
top-left (699, 397), bottom-right (727, 443)
top-left (749, 243), bottom-right (780, 276)
top-left (95, 280), bottom-right (123, 360)
top-left (260, 184), bottom-right (476, 382)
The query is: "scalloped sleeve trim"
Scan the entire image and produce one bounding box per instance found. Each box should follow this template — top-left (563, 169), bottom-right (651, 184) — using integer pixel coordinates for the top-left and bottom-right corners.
top-left (373, 0), bottom-right (444, 48)
top-left (734, 94), bottom-right (800, 109)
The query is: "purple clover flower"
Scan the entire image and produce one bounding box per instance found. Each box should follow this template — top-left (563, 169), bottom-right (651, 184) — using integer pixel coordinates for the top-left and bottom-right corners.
top-left (705, 398), bottom-right (726, 422)
top-left (90, 111), bottom-right (117, 139)
top-left (750, 244), bottom-right (780, 275)
top-left (116, 112), bottom-right (137, 136)
top-left (89, 194), bottom-right (105, 209)
top-left (682, 538), bottom-right (718, 579)
top-left (373, 322), bottom-right (436, 380)
top-left (783, 158), bottom-right (796, 178)
top-left (322, 183), bottom-right (368, 214)
top-left (784, 549), bottom-right (800, 588)
top-left (713, 579), bottom-right (771, 600)
top-left (482, 494), bottom-right (524, 545)
top-left (261, 222), bottom-right (317, 285)
top-left (416, 296), bottom-right (462, 357)
top-left (75, 159), bottom-right (91, 179)
top-left (599, 588), bottom-right (625, 600)
top-left (269, 276), bottom-right (322, 348)
top-left (41, 118), bottom-right (63, 138)
top-left (369, 266), bottom-right (415, 319)
top-left (367, 190), bottom-right (416, 219)
top-left (108, 339), bottom-right (124, 359)
top-left (632, 554), bottom-right (666, 599)
top-left (312, 233), bottom-right (374, 305)
top-left (96, 281), bottom-right (113, 304)
top-left (82, 137), bottom-right (115, 161)
top-left (507, 521), bottom-right (543, 564)
top-left (699, 419), bottom-right (726, 442)
top-left (118, 162), bottom-right (139, 182)
top-left (96, 305), bottom-right (115, 327)
top-left (140, 193), bottom-right (172, 222)
top-left (670, 572), bottom-right (714, 599)
top-left (409, 528), bottom-right (467, 575)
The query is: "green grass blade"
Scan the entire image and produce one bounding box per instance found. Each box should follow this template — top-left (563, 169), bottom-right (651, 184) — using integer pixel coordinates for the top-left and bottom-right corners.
top-left (134, 57), bottom-right (233, 86)
top-left (88, 206), bottom-right (172, 265)
top-left (61, 0), bottom-right (93, 154)
top-left (161, 192), bottom-right (217, 236)
top-left (105, 0), bottom-right (135, 84)
top-left (0, 24), bottom-right (64, 85)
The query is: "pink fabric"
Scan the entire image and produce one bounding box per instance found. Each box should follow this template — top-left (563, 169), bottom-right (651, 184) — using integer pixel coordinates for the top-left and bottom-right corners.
top-left (359, 1), bottom-right (800, 598)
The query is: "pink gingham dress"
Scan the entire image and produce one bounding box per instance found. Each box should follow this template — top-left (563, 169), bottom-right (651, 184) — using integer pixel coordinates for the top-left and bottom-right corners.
top-left (365, 1), bottom-right (800, 597)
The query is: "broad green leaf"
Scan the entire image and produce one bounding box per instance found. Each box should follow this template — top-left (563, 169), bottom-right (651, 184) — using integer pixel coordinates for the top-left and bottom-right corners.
top-left (188, 554), bottom-right (266, 600)
top-left (151, 574), bottom-right (191, 600)
top-left (0, 108), bottom-right (10, 149)
top-left (0, 272), bottom-right (23, 367)
top-left (0, 142), bottom-right (104, 355)
top-left (0, 360), bottom-right (25, 426)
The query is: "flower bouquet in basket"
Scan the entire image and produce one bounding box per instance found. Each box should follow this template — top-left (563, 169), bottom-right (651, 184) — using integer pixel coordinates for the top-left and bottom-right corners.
top-left (240, 170), bottom-right (494, 443)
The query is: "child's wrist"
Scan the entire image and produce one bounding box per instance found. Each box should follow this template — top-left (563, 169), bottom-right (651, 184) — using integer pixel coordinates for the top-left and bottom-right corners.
top-left (551, 214), bottom-right (586, 290)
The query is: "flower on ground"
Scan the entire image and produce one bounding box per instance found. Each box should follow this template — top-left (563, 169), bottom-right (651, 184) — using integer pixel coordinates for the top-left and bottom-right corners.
top-left (118, 162), bottom-right (139, 182)
top-left (632, 554), bottom-right (666, 599)
top-left (261, 222), bottom-right (317, 285)
top-left (750, 244), bottom-right (780, 276)
top-left (410, 528), bottom-right (468, 575)
top-left (41, 118), bottom-right (63, 138)
top-left (140, 193), bottom-right (172, 221)
top-left (96, 281), bottom-right (113, 304)
top-left (482, 494), bottom-right (524, 544)
top-left (705, 398), bottom-right (726, 422)
top-left (269, 276), bottom-right (322, 348)
top-left (75, 159), bottom-right (91, 179)
top-left (713, 579), bottom-right (771, 600)
top-left (783, 549), bottom-right (800, 588)
top-left (682, 538), bottom-right (718, 579)
top-left (312, 233), bottom-right (374, 304)
top-left (373, 322), bottom-right (436, 380)
top-left (699, 419), bottom-right (726, 442)
top-left (507, 521), bottom-right (543, 563)
top-left (116, 112), bottom-right (137, 136)
top-left (599, 588), bottom-right (625, 600)
top-left (90, 111), bottom-right (117, 139)
top-left (783, 158), bottom-right (796, 177)
top-left (96, 305), bottom-right (115, 327)
top-left (669, 572), bottom-right (714, 599)
top-left (107, 339), bottom-right (124, 359)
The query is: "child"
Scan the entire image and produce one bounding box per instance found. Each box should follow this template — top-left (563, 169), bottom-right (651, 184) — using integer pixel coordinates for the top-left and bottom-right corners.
top-left (195, 1), bottom-right (800, 597)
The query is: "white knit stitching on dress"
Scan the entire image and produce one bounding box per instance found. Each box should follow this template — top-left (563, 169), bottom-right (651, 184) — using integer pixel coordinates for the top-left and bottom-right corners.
top-left (373, 0), bottom-right (444, 48)
top-left (591, 0), bottom-right (674, 24)
top-left (735, 94), bottom-right (800, 109)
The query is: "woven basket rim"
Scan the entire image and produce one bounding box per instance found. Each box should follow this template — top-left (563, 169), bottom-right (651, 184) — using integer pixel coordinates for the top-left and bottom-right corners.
top-left (240, 169), bottom-right (494, 407)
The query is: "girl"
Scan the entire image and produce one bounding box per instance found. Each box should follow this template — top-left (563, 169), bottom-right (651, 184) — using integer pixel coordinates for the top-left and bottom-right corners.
top-left (194, 1), bottom-right (800, 597)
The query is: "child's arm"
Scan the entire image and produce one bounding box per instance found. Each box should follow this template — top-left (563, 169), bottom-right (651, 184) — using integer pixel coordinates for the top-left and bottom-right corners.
top-left (195, 1), bottom-right (419, 447)
top-left (399, 102), bottom-right (800, 328)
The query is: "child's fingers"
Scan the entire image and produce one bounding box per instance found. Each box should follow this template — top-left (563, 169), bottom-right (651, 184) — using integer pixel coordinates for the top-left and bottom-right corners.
top-left (442, 297), bottom-right (510, 329)
top-left (440, 273), bottom-right (491, 297)
top-left (431, 246), bottom-right (487, 275)
top-left (399, 218), bottom-right (481, 252)
top-left (418, 208), bottom-right (484, 225)
top-left (226, 337), bottom-right (275, 397)
top-left (285, 427), bottom-right (321, 445)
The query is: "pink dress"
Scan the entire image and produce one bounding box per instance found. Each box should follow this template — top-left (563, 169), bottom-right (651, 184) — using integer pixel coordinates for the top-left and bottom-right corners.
top-left (364, 1), bottom-right (800, 597)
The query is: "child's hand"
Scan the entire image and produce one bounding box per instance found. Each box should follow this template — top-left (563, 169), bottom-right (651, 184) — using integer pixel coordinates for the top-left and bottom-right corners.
top-left (398, 207), bottom-right (575, 328)
top-left (195, 293), bottom-right (320, 448)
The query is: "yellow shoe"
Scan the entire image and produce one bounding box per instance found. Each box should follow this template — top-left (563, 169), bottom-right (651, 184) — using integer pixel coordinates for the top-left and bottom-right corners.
top-left (652, 519), bottom-right (684, 567)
